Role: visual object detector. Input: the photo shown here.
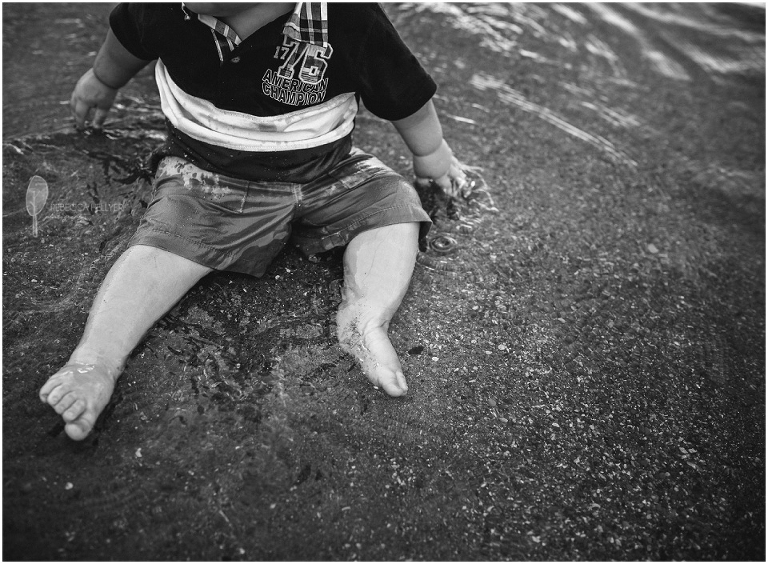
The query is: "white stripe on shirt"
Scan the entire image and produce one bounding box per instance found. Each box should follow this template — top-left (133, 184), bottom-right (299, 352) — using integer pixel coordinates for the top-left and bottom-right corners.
top-left (155, 60), bottom-right (358, 152)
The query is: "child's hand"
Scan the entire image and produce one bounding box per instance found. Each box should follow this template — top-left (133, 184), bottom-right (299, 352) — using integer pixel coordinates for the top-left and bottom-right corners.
top-left (421, 154), bottom-right (469, 198)
top-left (414, 140), bottom-right (468, 198)
top-left (70, 68), bottom-right (119, 130)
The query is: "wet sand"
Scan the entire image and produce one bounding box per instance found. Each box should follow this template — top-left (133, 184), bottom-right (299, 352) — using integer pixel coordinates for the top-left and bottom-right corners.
top-left (3, 3), bottom-right (765, 560)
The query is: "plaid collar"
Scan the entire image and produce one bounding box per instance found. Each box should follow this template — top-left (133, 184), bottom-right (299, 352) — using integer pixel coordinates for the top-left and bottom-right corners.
top-left (198, 13), bottom-right (241, 47)
top-left (283, 2), bottom-right (329, 48)
top-left (182, 3), bottom-right (328, 48)
top-left (181, 3), bottom-right (241, 55)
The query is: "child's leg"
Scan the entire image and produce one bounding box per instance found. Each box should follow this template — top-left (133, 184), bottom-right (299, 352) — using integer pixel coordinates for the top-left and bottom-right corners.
top-left (39, 244), bottom-right (212, 440)
top-left (336, 222), bottom-right (419, 397)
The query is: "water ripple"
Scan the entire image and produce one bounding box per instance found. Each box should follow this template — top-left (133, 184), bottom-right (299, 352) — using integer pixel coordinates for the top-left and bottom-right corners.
top-left (469, 73), bottom-right (639, 168)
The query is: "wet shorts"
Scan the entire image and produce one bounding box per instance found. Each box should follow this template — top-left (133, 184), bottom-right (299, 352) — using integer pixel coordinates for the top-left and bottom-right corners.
top-left (128, 149), bottom-right (432, 277)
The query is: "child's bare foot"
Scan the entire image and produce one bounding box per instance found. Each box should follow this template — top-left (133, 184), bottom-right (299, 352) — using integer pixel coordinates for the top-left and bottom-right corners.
top-left (39, 363), bottom-right (118, 440)
top-left (337, 306), bottom-right (408, 397)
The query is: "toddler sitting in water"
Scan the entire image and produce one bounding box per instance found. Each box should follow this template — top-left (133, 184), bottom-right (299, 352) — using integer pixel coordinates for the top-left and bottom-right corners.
top-left (40, 2), bottom-right (467, 440)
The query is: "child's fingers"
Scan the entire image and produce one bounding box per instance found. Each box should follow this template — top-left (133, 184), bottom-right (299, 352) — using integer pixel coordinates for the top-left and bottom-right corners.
top-left (414, 176), bottom-right (432, 189)
top-left (92, 108), bottom-right (110, 129)
top-left (431, 174), bottom-right (454, 195)
top-left (71, 98), bottom-right (92, 129)
top-left (436, 171), bottom-right (469, 198)
top-left (449, 166), bottom-right (469, 197)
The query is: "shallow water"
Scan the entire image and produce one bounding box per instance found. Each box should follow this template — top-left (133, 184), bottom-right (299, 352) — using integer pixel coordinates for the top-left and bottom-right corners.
top-left (396, 2), bottom-right (765, 279)
top-left (6, 2), bottom-right (762, 280)
top-left (5, 4), bottom-right (763, 148)
top-left (402, 2), bottom-right (763, 162)
top-left (3, 3), bottom-right (765, 561)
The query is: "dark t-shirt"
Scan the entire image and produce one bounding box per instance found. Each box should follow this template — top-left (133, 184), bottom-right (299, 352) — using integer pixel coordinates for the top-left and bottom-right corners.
top-left (110, 3), bottom-right (437, 181)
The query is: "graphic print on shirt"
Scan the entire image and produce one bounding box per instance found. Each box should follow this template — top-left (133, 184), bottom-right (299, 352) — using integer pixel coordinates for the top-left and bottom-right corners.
top-left (262, 36), bottom-right (332, 106)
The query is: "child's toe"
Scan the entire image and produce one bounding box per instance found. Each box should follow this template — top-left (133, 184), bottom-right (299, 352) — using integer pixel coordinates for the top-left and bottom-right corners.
top-left (53, 391), bottom-right (78, 414)
top-left (395, 371), bottom-right (408, 393)
top-left (65, 415), bottom-right (95, 441)
top-left (40, 378), bottom-right (62, 402)
top-left (45, 385), bottom-right (69, 407)
top-left (40, 367), bottom-right (75, 395)
top-left (379, 374), bottom-right (407, 397)
top-left (62, 399), bottom-right (87, 423)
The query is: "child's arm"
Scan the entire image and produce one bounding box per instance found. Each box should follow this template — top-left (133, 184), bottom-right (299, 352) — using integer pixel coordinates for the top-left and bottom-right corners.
top-left (392, 99), bottom-right (466, 196)
top-left (71, 29), bottom-right (152, 129)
